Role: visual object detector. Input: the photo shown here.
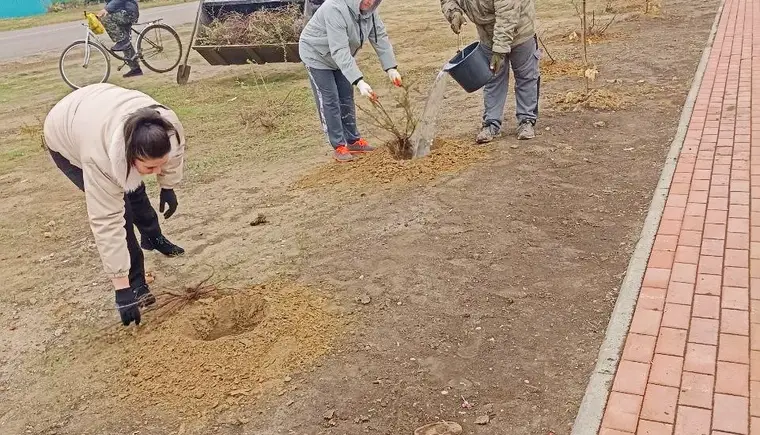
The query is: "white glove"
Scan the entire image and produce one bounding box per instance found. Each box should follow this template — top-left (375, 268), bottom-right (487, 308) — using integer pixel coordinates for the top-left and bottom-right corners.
top-left (387, 68), bottom-right (402, 87)
top-left (356, 80), bottom-right (377, 101)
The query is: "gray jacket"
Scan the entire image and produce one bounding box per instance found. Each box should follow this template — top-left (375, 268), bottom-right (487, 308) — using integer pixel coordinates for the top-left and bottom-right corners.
top-left (298, 0), bottom-right (397, 85)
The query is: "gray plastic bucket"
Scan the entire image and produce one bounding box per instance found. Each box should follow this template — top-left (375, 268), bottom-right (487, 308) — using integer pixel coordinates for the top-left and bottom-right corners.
top-left (443, 41), bottom-right (493, 93)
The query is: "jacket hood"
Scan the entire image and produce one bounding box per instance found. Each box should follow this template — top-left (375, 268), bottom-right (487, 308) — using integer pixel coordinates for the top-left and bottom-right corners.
top-left (344, 0), bottom-right (382, 17)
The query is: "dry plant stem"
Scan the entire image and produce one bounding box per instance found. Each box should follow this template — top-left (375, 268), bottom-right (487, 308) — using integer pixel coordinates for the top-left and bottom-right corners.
top-left (197, 6), bottom-right (304, 47)
top-left (591, 11), bottom-right (617, 35)
top-left (357, 103), bottom-right (411, 158)
top-left (356, 83), bottom-right (420, 159)
top-left (538, 35), bottom-right (556, 63)
top-left (239, 88), bottom-right (296, 132)
top-left (580, 0), bottom-right (588, 65)
top-left (572, 0), bottom-right (590, 91)
top-left (97, 269), bottom-right (222, 332)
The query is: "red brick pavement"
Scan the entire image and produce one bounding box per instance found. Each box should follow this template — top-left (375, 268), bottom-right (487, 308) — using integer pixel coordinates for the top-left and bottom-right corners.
top-left (598, 0), bottom-right (760, 433)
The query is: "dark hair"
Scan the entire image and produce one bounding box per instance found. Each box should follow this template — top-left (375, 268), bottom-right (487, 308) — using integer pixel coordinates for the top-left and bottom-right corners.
top-left (123, 107), bottom-right (176, 176)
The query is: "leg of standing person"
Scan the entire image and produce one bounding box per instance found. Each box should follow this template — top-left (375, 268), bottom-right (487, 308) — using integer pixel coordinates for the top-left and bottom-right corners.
top-left (307, 67), bottom-right (354, 162)
top-left (102, 11), bottom-right (142, 76)
top-left (333, 70), bottom-right (374, 153)
top-left (127, 184), bottom-right (185, 257)
top-left (478, 44), bottom-right (510, 144)
top-left (510, 35), bottom-right (540, 140)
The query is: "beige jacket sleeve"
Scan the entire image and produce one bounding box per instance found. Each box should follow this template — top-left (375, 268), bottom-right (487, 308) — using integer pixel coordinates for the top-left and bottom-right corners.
top-left (82, 162), bottom-right (130, 279)
top-left (156, 111), bottom-right (185, 190)
top-left (492, 0), bottom-right (522, 53)
top-left (441, 0), bottom-right (463, 23)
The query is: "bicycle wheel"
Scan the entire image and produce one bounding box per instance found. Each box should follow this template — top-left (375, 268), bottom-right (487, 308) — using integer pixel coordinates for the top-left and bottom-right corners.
top-left (59, 40), bottom-right (111, 90)
top-left (137, 23), bottom-right (182, 73)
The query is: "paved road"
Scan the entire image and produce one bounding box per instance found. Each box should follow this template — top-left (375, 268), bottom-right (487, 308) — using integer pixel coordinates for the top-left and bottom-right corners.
top-left (0, 1), bottom-right (198, 62)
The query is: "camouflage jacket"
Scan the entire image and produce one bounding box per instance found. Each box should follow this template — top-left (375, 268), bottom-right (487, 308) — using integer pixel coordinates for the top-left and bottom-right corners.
top-left (441, 0), bottom-right (536, 53)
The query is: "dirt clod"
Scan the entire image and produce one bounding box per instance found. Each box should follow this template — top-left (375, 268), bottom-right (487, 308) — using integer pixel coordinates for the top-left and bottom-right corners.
top-left (475, 415), bottom-right (490, 425)
top-left (323, 409), bottom-right (336, 420)
top-left (414, 421), bottom-right (463, 435)
top-left (484, 403), bottom-right (495, 416)
top-left (250, 214), bottom-right (268, 226)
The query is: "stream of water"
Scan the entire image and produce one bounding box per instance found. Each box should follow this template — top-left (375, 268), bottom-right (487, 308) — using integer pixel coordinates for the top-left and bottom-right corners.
top-left (410, 70), bottom-right (449, 158)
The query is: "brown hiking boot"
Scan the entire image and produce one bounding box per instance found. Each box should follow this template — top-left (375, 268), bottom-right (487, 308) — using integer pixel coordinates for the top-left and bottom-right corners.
top-left (333, 145), bottom-right (355, 162)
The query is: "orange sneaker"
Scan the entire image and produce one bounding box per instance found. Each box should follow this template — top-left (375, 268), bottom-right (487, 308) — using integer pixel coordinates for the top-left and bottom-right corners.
top-left (347, 138), bottom-right (375, 153)
top-left (333, 145), bottom-right (355, 162)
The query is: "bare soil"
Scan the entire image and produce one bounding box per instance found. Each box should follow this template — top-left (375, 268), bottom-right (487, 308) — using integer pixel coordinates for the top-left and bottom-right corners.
top-left (0, 0), bottom-right (718, 433)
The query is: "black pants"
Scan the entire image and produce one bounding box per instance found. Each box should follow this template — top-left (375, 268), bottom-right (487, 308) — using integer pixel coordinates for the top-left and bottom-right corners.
top-left (49, 150), bottom-right (162, 288)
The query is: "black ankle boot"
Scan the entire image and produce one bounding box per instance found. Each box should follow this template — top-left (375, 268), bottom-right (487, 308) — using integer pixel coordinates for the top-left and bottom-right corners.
top-left (141, 235), bottom-right (185, 257)
top-left (123, 67), bottom-right (143, 78)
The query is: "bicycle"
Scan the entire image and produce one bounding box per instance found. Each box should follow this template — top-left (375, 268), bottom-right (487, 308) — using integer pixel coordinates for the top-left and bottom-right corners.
top-left (58, 13), bottom-right (183, 90)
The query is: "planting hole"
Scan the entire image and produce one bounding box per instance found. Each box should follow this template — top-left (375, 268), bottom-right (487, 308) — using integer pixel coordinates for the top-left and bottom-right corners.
top-left (187, 295), bottom-right (266, 341)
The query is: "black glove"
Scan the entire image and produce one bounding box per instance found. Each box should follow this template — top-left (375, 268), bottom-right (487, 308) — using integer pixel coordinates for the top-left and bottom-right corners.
top-left (159, 188), bottom-right (178, 219)
top-left (134, 283), bottom-right (157, 308)
top-left (115, 288), bottom-right (141, 326)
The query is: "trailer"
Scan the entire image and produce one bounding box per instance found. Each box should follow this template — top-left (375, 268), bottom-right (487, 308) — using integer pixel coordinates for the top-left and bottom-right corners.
top-left (191, 0), bottom-right (306, 66)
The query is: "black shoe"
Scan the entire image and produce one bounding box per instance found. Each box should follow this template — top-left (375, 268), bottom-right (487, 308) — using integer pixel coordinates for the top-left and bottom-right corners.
top-left (123, 67), bottom-right (143, 78)
top-left (133, 284), bottom-right (157, 308)
top-left (111, 40), bottom-right (132, 52)
top-left (141, 234), bottom-right (185, 257)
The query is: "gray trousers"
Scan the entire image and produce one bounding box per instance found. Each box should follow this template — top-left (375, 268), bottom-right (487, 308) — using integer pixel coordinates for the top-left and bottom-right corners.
top-left (481, 35), bottom-right (540, 130)
top-left (306, 67), bottom-right (361, 149)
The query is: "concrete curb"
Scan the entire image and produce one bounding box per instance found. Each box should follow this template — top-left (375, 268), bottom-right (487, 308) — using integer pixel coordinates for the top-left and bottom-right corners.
top-left (569, 2), bottom-right (726, 434)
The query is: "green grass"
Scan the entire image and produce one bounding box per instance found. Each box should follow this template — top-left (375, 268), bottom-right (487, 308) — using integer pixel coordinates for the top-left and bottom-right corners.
top-left (0, 0), bottom-right (194, 33)
top-left (0, 0), bottom-right (612, 179)
top-left (0, 57), bottom-right (71, 176)
top-left (0, 135), bottom-right (44, 174)
top-left (136, 69), bottom-right (321, 178)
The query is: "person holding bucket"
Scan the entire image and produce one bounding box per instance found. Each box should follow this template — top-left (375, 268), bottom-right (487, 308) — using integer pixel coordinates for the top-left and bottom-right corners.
top-left (441, 0), bottom-right (539, 144)
top-left (43, 83), bottom-right (186, 326)
top-left (299, 0), bottom-right (403, 162)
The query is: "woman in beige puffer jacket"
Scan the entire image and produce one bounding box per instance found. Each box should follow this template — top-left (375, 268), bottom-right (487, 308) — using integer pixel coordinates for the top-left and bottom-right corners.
top-left (43, 83), bottom-right (186, 326)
